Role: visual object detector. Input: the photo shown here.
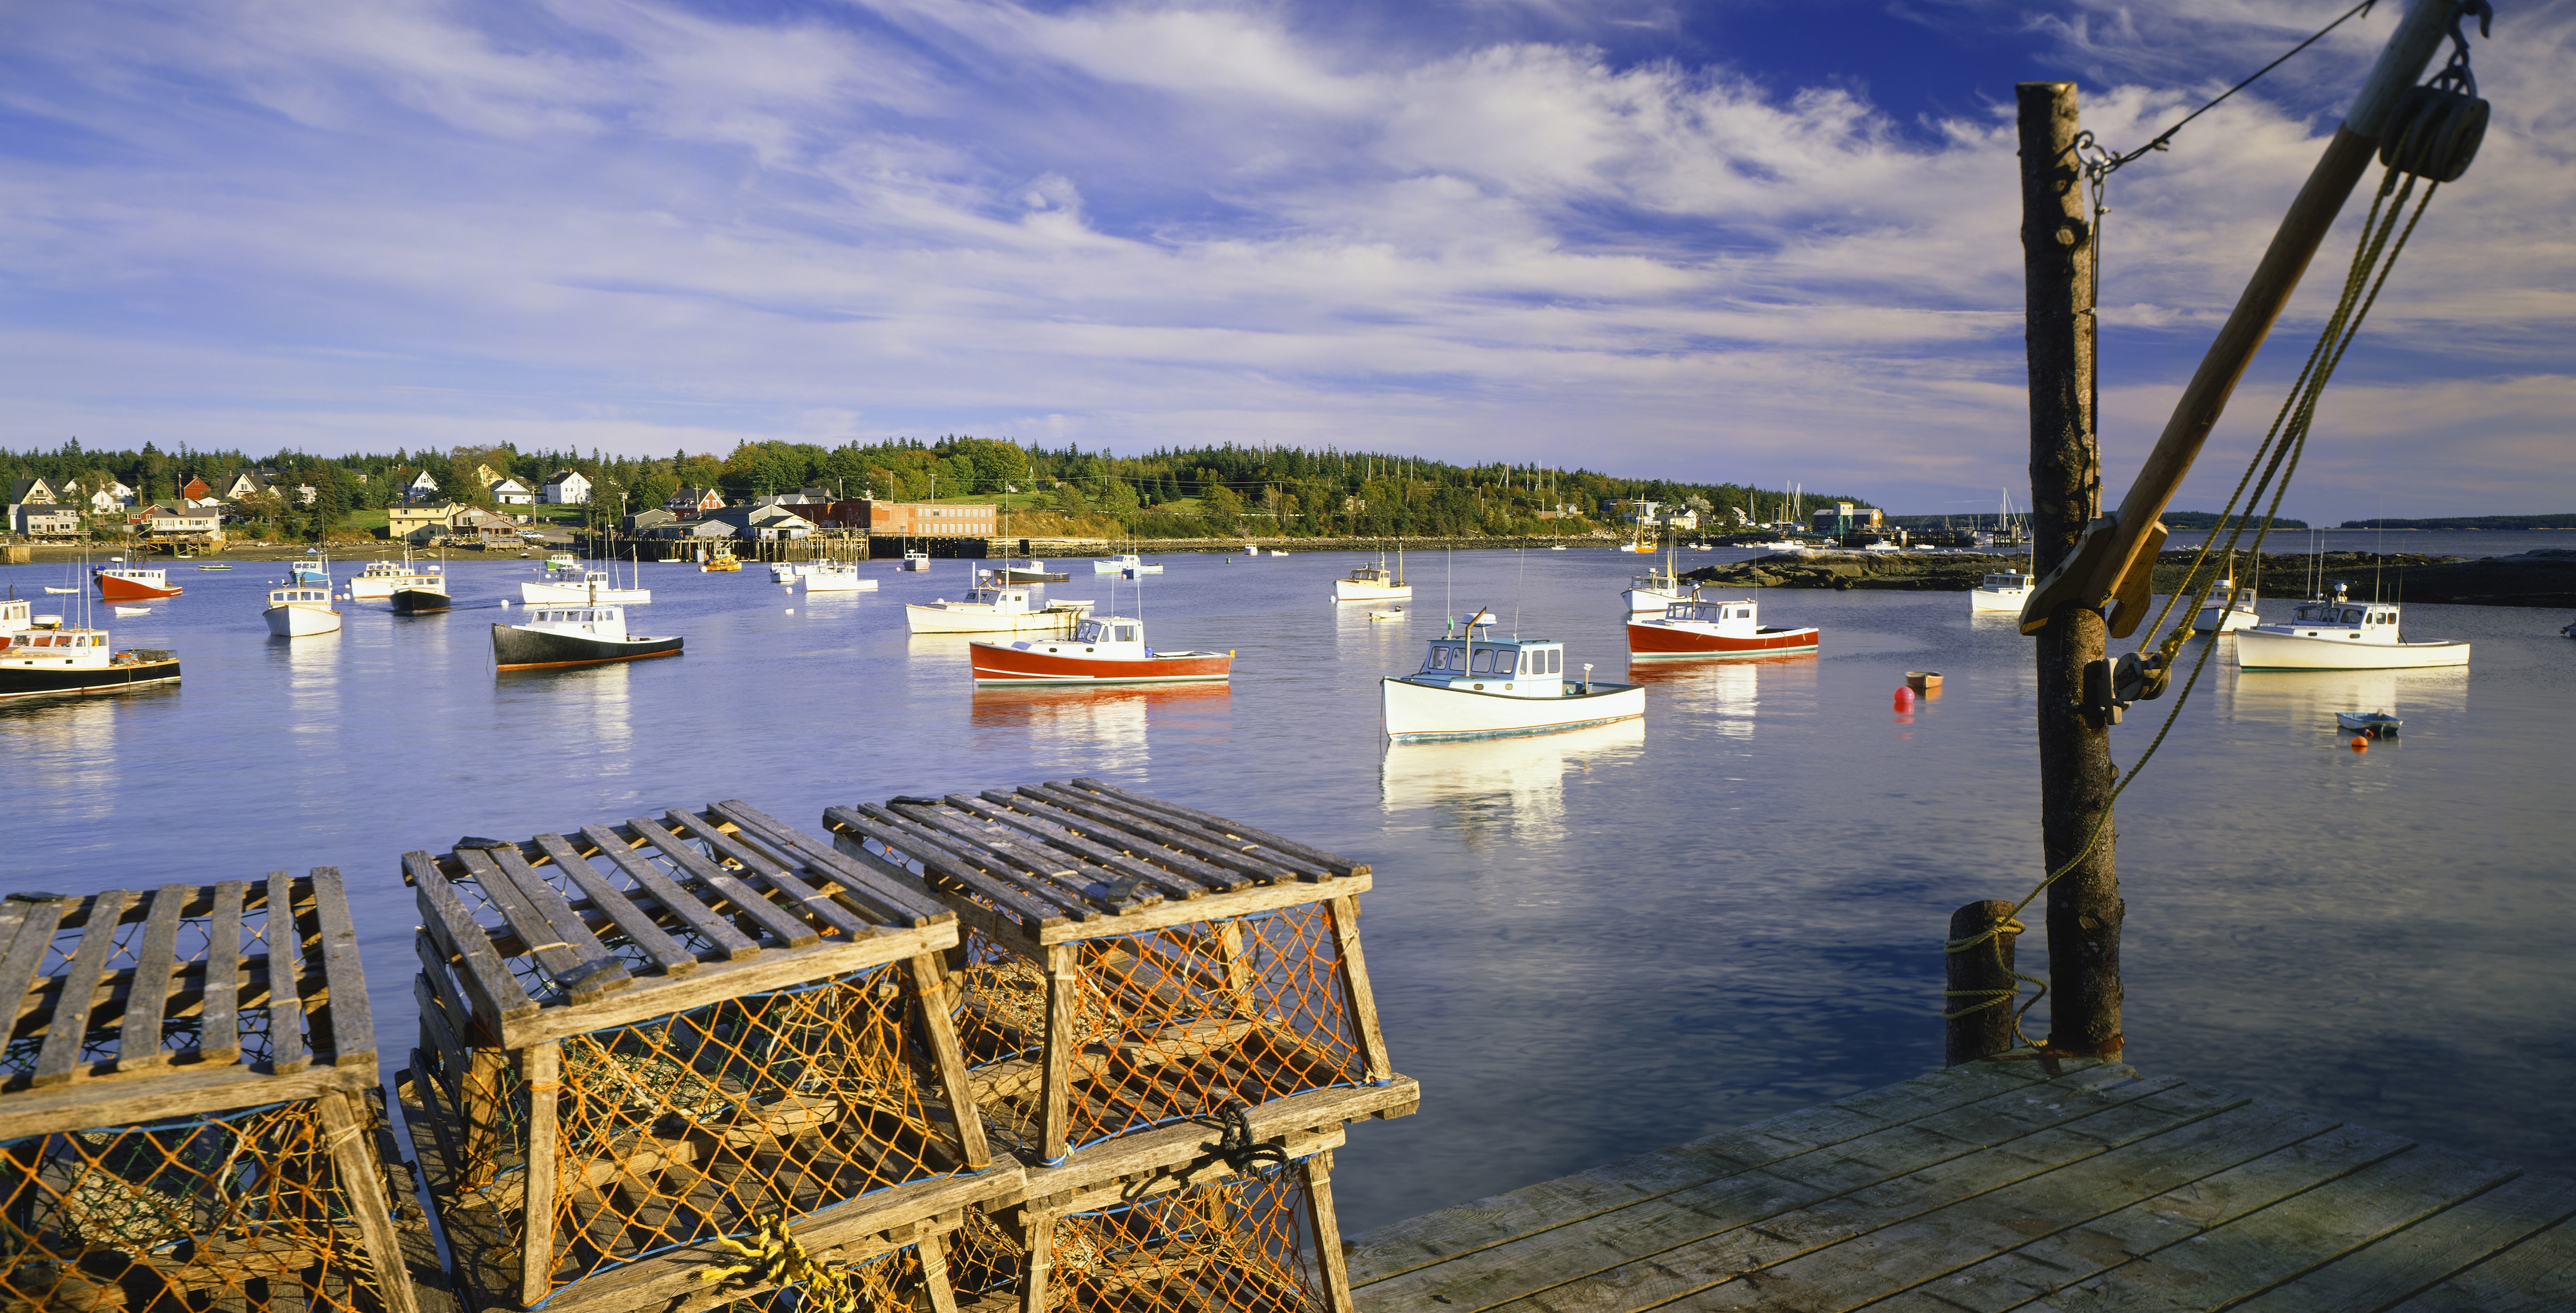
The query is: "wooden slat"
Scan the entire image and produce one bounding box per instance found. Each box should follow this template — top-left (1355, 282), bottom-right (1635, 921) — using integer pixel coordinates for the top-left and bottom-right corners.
top-left (576, 823), bottom-right (762, 960)
top-left (705, 798), bottom-right (953, 927)
top-left (1324, 896), bottom-right (1390, 1084)
top-left (1044, 780), bottom-right (1332, 882)
top-left (828, 804), bottom-right (1073, 931)
top-left (416, 928), bottom-right (483, 1049)
top-left (1019, 1210), bottom-right (1056, 1313)
top-left (1304, 1151), bottom-right (1359, 1313)
top-left (1071, 777), bottom-right (1365, 877)
top-left (917, 1226), bottom-right (962, 1313)
top-left (0, 1053), bottom-right (374, 1142)
top-left (32, 889), bottom-right (135, 1087)
top-left (520, 1041), bottom-right (562, 1308)
top-left (624, 814), bottom-right (820, 948)
top-left (454, 845), bottom-right (632, 1002)
top-left (113, 883), bottom-right (189, 1072)
top-left (266, 871), bottom-right (309, 1075)
top-left (1010, 786), bottom-right (1257, 891)
top-left (413, 974), bottom-right (468, 1112)
top-left (530, 832), bottom-right (698, 975)
top-left (308, 867), bottom-right (377, 1069)
top-left (0, 898), bottom-right (32, 967)
top-left (491, 921), bottom-right (954, 1051)
top-left (318, 1089), bottom-right (425, 1313)
top-left (909, 953), bottom-right (992, 1170)
top-left (406, 851), bottom-right (540, 1025)
top-left (203, 881), bottom-right (245, 1065)
top-left (672, 808), bottom-right (876, 939)
top-left (2237, 1172), bottom-right (2576, 1313)
top-left (834, 831), bottom-right (1044, 959)
top-left (960, 792), bottom-right (1211, 899)
top-left (986, 789), bottom-right (1243, 895)
top-left (2384, 1213), bottom-right (2576, 1312)
top-left (894, 801), bottom-right (1129, 915)
top-left (1038, 944), bottom-right (1079, 1164)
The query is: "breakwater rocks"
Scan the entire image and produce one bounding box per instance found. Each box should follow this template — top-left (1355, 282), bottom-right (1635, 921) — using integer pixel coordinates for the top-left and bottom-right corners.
top-left (1683, 548), bottom-right (2576, 608)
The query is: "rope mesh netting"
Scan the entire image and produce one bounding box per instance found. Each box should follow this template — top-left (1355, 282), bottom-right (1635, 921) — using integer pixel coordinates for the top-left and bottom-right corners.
top-left (0, 1101), bottom-right (398, 1312)
top-left (949, 904), bottom-right (1367, 1158)
top-left (950, 1166), bottom-right (1326, 1312)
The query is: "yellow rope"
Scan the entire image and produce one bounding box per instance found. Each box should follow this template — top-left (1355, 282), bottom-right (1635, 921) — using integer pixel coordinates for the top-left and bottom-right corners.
top-left (1947, 164), bottom-right (2442, 1052)
top-left (699, 1213), bottom-right (871, 1312)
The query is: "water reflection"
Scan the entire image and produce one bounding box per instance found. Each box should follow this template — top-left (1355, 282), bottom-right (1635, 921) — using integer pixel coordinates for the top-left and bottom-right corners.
top-left (1628, 656), bottom-right (1813, 740)
top-left (968, 683), bottom-right (1230, 772)
top-left (2224, 660), bottom-right (2469, 732)
top-left (0, 694), bottom-right (151, 823)
top-left (1379, 718), bottom-right (1646, 847)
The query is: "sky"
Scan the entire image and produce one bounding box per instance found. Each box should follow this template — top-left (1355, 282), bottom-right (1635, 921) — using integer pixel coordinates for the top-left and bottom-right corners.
top-left (2, 0), bottom-right (2569, 521)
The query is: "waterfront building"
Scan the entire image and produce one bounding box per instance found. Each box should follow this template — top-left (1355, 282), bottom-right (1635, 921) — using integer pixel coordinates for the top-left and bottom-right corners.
top-left (857, 498), bottom-right (998, 538)
top-left (540, 468), bottom-right (589, 504)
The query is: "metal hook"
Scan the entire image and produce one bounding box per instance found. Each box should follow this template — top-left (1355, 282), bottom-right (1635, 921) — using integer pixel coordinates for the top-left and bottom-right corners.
top-left (2432, 0), bottom-right (2493, 98)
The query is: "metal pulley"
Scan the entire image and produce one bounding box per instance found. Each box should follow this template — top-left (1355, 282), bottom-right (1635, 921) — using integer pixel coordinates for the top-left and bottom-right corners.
top-left (2380, 0), bottom-right (2492, 183)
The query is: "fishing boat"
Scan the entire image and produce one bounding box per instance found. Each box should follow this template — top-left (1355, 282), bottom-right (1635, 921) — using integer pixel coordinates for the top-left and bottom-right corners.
top-left (901, 549), bottom-right (933, 572)
top-left (2335, 710), bottom-right (2401, 739)
top-left (1968, 570), bottom-right (2033, 614)
top-left (93, 566), bottom-right (181, 601)
top-left (1092, 553), bottom-right (1162, 575)
top-left (351, 556), bottom-right (443, 600)
top-left (392, 573), bottom-right (451, 614)
top-left (2193, 577), bottom-right (2262, 633)
top-left (702, 545), bottom-right (742, 573)
top-left (290, 553), bottom-right (330, 585)
top-left (905, 572), bottom-right (1093, 634)
top-left (967, 614), bottom-right (1231, 686)
top-left (521, 569), bottom-right (649, 605)
top-left (542, 552), bottom-right (579, 574)
top-left (43, 586), bottom-right (79, 594)
top-left (196, 564), bottom-right (233, 571)
top-left (803, 562), bottom-right (877, 593)
top-left (491, 603), bottom-right (681, 671)
top-left (1333, 556), bottom-right (1411, 605)
top-left (113, 605), bottom-right (150, 617)
top-left (767, 562), bottom-right (809, 584)
top-left (0, 607), bottom-right (180, 700)
top-left (996, 561), bottom-right (1072, 584)
top-left (1627, 594), bottom-right (1820, 659)
top-left (1381, 611), bottom-right (1643, 741)
top-left (2234, 585), bottom-right (2467, 671)
top-left (1622, 543), bottom-right (1691, 616)
top-left (263, 583), bottom-right (341, 637)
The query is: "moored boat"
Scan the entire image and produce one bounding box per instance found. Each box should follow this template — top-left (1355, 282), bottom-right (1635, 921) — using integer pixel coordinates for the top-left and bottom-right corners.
top-left (968, 614), bottom-right (1232, 686)
top-left (802, 562), bottom-right (877, 593)
top-left (393, 578), bottom-right (451, 614)
top-left (996, 560), bottom-right (1071, 583)
top-left (94, 566), bottom-right (181, 601)
top-left (351, 556), bottom-right (443, 600)
top-left (264, 584), bottom-right (342, 637)
top-left (2233, 585), bottom-right (2467, 671)
top-left (1968, 570), bottom-right (2032, 614)
top-left (0, 610), bottom-right (180, 700)
top-left (520, 569), bottom-right (649, 605)
top-left (2335, 710), bottom-right (2402, 739)
top-left (1622, 543), bottom-right (1690, 615)
top-left (1627, 594), bottom-right (1819, 659)
top-left (906, 572), bottom-right (1093, 634)
top-left (1381, 612), bottom-right (1642, 741)
top-left (901, 549), bottom-right (932, 572)
top-left (1092, 553), bottom-right (1162, 575)
top-left (490, 604), bottom-right (681, 671)
top-left (702, 546), bottom-right (742, 573)
top-left (1332, 558), bottom-right (1411, 605)
top-left (2192, 577), bottom-right (2262, 633)
top-left (290, 554), bottom-right (329, 585)
top-left (768, 561), bottom-right (808, 584)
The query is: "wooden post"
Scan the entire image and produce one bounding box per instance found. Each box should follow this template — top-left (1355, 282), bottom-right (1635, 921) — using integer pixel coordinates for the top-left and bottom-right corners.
top-left (518, 1041), bottom-right (561, 1307)
top-left (1300, 1151), bottom-right (1358, 1313)
top-left (1944, 901), bottom-right (2021, 1066)
top-left (2018, 81), bottom-right (2122, 1058)
top-left (1017, 1210), bottom-right (1055, 1313)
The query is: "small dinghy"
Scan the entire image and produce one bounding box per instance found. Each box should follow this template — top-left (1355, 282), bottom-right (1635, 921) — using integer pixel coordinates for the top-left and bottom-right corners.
top-left (113, 605), bottom-right (150, 616)
top-left (2335, 710), bottom-right (2401, 739)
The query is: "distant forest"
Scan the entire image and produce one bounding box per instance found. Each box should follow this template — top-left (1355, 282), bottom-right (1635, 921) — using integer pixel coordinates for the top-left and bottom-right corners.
top-left (2160, 511), bottom-right (2311, 531)
top-left (0, 436), bottom-right (1866, 541)
top-left (2339, 514), bottom-right (2576, 530)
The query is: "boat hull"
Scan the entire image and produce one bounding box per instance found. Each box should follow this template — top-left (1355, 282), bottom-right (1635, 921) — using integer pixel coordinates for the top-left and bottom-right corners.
top-left (1332, 581), bottom-right (1413, 604)
top-left (520, 581), bottom-right (651, 604)
top-left (353, 573), bottom-right (440, 600)
top-left (0, 655), bottom-right (181, 701)
top-left (1622, 586), bottom-right (1686, 615)
top-left (998, 569), bottom-right (1071, 583)
top-left (968, 643), bottom-right (1232, 685)
top-left (392, 588), bottom-right (451, 614)
top-left (95, 572), bottom-right (181, 601)
top-left (2192, 604), bottom-right (2261, 633)
top-left (1626, 621), bottom-right (1818, 659)
top-left (490, 623), bottom-right (682, 671)
top-left (264, 604), bottom-right (342, 637)
top-left (905, 602), bottom-right (1090, 634)
top-left (1381, 676), bottom-right (1644, 742)
top-left (802, 573), bottom-right (877, 593)
top-left (1968, 588), bottom-right (2025, 613)
top-left (2233, 629), bottom-right (2468, 671)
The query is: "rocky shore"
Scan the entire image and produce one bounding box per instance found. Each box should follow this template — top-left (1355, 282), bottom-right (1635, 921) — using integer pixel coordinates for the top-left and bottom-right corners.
top-left (1682, 548), bottom-right (2576, 609)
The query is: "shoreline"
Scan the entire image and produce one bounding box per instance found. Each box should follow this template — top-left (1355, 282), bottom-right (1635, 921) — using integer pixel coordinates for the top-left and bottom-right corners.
top-left (1683, 548), bottom-right (2576, 609)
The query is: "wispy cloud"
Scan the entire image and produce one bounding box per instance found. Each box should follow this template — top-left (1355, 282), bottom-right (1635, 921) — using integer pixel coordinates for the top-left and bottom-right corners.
top-left (0, 0), bottom-right (2565, 518)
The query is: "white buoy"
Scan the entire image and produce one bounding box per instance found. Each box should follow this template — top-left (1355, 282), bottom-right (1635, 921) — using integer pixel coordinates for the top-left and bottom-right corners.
top-left (785, 608), bottom-right (795, 614)
top-left (499, 599), bottom-right (510, 608)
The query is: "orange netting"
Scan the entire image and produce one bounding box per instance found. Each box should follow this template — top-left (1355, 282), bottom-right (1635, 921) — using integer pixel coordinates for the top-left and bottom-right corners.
top-left (0, 1100), bottom-right (402, 1312)
top-left (949, 1165), bottom-right (1325, 1312)
top-left (949, 904), bottom-right (1369, 1160)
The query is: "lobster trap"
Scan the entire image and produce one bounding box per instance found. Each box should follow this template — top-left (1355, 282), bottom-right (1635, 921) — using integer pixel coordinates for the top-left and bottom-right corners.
top-left (949, 1148), bottom-right (1359, 1313)
top-left (0, 874), bottom-right (434, 1313)
top-left (821, 779), bottom-right (1416, 1168)
top-left (400, 802), bottom-right (1024, 1313)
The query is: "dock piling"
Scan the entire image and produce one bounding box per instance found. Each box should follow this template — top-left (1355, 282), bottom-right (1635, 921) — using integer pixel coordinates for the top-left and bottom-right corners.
top-left (1944, 899), bottom-right (2021, 1065)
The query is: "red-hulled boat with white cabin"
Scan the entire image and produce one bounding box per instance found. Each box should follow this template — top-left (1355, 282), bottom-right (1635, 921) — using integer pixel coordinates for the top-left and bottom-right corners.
top-left (95, 565), bottom-right (182, 602)
top-left (967, 614), bottom-right (1232, 686)
top-left (1626, 594), bottom-right (1818, 659)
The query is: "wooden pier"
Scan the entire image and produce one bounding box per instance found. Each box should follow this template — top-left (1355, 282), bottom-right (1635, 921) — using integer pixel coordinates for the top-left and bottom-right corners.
top-left (1348, 1056), bottom-right (2576, 1312)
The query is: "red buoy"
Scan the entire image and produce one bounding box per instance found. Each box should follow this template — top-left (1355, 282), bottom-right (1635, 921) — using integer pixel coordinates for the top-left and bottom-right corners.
top-left (2350, 736), bottom-right (2369, 753)
top-left (1894, 687), bottom-right (1915, 711)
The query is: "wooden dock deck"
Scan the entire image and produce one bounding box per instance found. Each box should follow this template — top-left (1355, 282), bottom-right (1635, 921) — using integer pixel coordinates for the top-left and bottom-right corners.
top-left (1347, 1057), bottom-right (2576, 1311)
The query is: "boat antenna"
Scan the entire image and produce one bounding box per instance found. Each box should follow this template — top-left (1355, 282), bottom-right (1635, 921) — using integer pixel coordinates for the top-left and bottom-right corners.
top-left (1513, 546), bottom-right (1524, 638)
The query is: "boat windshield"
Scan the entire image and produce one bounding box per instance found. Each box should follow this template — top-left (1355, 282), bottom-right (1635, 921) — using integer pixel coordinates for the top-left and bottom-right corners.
top-left (1074, 619), bottom-right (1106, 643)
top-left (1421, 642), bottom-right (1464, 672)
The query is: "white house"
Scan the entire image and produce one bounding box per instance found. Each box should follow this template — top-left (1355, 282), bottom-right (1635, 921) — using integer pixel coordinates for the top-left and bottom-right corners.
top-left (405, 470), bottom-right (441, 503)
top-left (7, 478), bottom-right (60, 505)
top-left (489, 477), bottom-right (534, 505)
top-left (10, 503), bottom-right (80, 538)
top-left (540, 470), bottom-right (591, 505)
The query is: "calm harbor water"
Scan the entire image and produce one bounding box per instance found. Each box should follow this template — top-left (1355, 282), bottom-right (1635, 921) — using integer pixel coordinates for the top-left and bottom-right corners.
top-left (5, 541), bottom-right (2570, 1233)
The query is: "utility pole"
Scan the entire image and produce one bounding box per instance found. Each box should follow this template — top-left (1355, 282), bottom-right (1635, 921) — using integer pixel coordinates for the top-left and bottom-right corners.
top-left (2017, 81), bottom-right (2121, 1057)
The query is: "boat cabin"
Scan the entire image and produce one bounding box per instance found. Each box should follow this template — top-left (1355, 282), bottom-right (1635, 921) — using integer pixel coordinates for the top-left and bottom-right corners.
top-left (1410, 634), bottom-right (1568, 698)
top-left (0, 599), bottom-right (26, 634)
top-left (1346, 565), bottom-right (1401, 585)
top-left (1659, 598), bottom-right (1765, 634)
top-left (526, 606), bottom-right (627, 636)
top-left (4, 629), bottom-right (108, 658)
top-left (1072, 616), bottom-right (1142, 647)
top-left (1979, 572), bottom-right (2032, 592)
top-left (267, 587), bottom-right (332, 607)
top-left (2278, 600), bottom-right (2403, 642)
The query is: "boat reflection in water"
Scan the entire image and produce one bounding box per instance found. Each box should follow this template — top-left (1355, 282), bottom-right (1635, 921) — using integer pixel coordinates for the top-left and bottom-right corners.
top-left (970, 682), bottom-right (1231, 772)
top-left (1628, 653), bottom-right (1813, 741)
top-left (1380, 717), bottom-right (1645, 846)
top-left (2223, 657), bottom-right (2468, 738)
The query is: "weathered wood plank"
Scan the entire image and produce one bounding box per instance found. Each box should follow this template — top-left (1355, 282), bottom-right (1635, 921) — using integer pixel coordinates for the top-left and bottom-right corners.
top-left (2382, 1213), bottom-right (2576, 1313)
top-left (1325, 895), bottom-right (1391, 1084)
top-left (958, 792), bottom-right (1211, 899)
top-left (836, 802), bottom-right (1081, 928)
top-left (520, 1041), bottom-right (562, 1307)
top-left (624, 814), bottom-right (820, 948)
top-left (0, 1053), bottom-right (375, 1140)
top-left (531, 831), bottom-right (699, 975)
top-left (1020, 783), bottom-right (1300, 886)
top-left (34, 889), bottom-right (135, 1086)
top-left (575, 823), bottom-right (763, 960)
top-left (671, 808), bottom-right (878, 940)
top-left (413, 974), bottom-right (468, 1110)
top-left (1055, 779), bottom-right (1336, 881)
top-left (988, 789), bottom-right (1249, 893)
top-left (2235, 1172), bottom-right (2576, 1313)
top-left (407, 851), bottom-right (540, 1025)
top-left (909, 952), bottom-right (994, 1169)
top-left (318, 1088), bottom-right (425, 1313)
top-left (308, 867), bottom-right (377, 1069)
top-left (1356, 1067), bottom-right (2197, 1311)
top-left (203, 881), bottom-right (246, 1065)
top-left (113, 883), bottom-right (189, 1072)
top-left (895, 801), bottom-right (1129, 915)
top-left (1306, 1150), bottom-right (1360, 1313)
top-left (1348, 1062), bottom-right (2061, 1288)
top-left (264, 871), bottom-right (309, 1075)
top-left (455, 845), bottom-right (633, 1002)
top-left (1069, 777), bottom-right (1369, 877)
top-left (705, 798), bottom-right (955, 927)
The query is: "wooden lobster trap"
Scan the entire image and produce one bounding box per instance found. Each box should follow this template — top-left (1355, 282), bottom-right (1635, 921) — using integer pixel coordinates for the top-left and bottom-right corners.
top-left (821, 778), bottom-right (1417, 1168)
top-left (0, 874), bottom-right (430, 1313)
top-left (400, 801), bottom-right (1026, 1313)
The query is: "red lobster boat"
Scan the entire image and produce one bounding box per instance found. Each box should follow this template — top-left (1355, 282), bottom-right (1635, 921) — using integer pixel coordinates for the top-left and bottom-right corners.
top-left (1627, 594), bottom-right (1818, 659)
top-left (968, 614), bottom-right (1232, 686)
top-left (95, 566), bottom-right (182, 602)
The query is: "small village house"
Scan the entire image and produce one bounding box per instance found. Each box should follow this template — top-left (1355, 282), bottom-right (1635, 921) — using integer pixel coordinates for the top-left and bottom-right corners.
top-left (141, 503), bottom-right (223, 549)
top-left (404, 470), bottom-right (441, 503)
top-left (541, 470), bottom-right (591, 505)
top-left (7, 477), bottom-right (61, 506)
top-left (10, 503), bottom-right (80, 539)
top-left (489, 476), bottom-right (534, 505)
top-left (389, 500), bottom-right (462, 544)
top-left (666, 486), bottom-right (725, 515)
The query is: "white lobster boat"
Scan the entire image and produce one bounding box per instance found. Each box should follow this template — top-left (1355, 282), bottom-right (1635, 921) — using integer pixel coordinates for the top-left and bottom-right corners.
top-left (1332, 557), bottom-right (1411, 605)
top-left (2233, 585), bottom-right (2467, 671)
top-left (905, 572), bottom-right (1093, 634)
top-left (803, 562), bottom-right (877, 593)
top-left (1968, 570), bottom-right (2032, 613)
top-left (2193, 578), bottom-right (2262, 633)
top-left (1, 604), bottom-right (180, 700)
top-left (263, 584), bottom-right (342, 637)
top-left (520, 569), bottom-right (649, 605)
top-left (1092, 553), bottom-right (1163, 576)
top-left (1622, 544), bottom-right (1691, 615)
top-left (1381, 611), bottom-right (1642, 742)
top-left (350, 557), bottom-right (443, 600)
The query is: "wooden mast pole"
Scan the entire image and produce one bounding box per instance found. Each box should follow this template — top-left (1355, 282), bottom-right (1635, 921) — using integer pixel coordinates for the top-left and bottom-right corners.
top-left (2017, 81), bottom-right (2122, 1057)
top-left (2017, 0), bottom-right (2460, 637)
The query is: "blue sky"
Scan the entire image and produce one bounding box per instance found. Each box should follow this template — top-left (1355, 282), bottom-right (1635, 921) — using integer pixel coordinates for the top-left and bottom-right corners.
top-left (2, 0), bottom-right (2568, 520)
